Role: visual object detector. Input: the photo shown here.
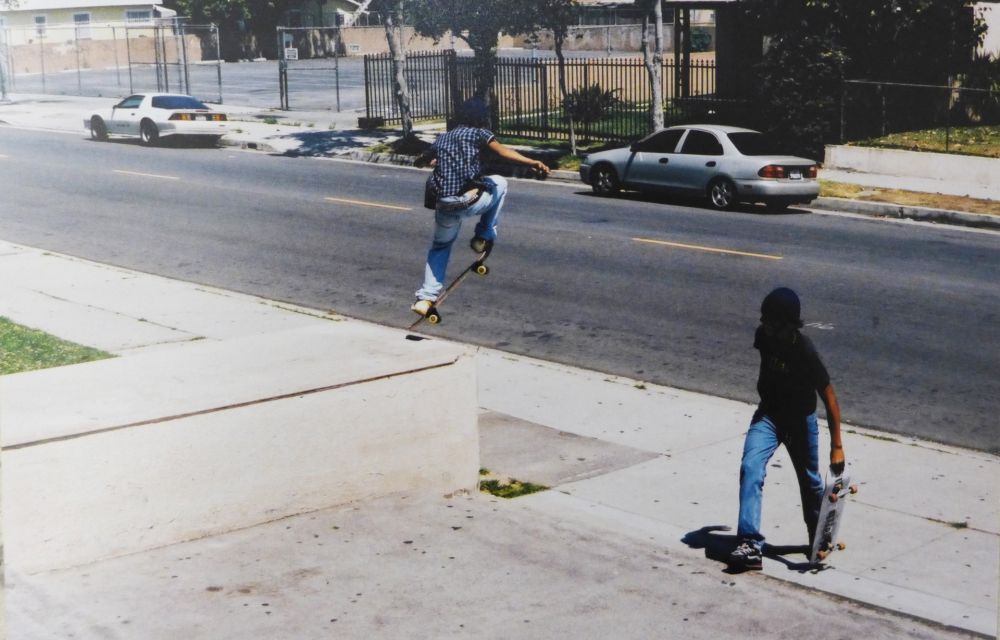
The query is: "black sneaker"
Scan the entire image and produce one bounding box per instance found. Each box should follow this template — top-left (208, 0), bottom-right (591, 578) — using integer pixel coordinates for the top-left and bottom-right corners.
top-left (728, 540), bottom-right (763, 570)
top-left (470, 236), bottom-right (494, 254)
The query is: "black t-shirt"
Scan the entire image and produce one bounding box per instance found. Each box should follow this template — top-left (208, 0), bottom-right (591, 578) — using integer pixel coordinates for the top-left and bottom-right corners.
top-left (754, 326), bottom-right (830, 419)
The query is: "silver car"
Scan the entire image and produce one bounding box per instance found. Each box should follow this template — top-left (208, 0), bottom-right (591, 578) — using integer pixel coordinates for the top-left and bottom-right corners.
top-left (579, 125), bottom-right (819, 211)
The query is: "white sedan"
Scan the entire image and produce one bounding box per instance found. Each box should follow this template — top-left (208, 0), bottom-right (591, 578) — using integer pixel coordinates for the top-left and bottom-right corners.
top-left (579, 124), bottom-right (820, 211)
top-left (86, 93), bottom-right (228, 146)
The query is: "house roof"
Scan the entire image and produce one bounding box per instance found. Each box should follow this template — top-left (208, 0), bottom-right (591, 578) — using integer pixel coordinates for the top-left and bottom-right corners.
top-left (2, 0), bottom-right (159, 11)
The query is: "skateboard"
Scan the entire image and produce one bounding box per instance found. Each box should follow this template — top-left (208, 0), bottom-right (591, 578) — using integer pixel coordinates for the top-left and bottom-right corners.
top-left (408, 244), bottom-right (492, 329)
top-left (809, 472), bottom-right (858, 564)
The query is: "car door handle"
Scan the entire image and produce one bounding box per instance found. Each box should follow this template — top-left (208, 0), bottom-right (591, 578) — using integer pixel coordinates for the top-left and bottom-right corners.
top-left (659, 158), bottom-right (669, 164)
top-left (706, 161), bottom-right (717, 167)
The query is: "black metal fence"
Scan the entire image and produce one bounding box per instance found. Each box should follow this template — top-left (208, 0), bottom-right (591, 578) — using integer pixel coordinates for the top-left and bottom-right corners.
top-left (841, 80), bottom-right (1000, 152)
top-left (365, 50), bottom-right (749, 143)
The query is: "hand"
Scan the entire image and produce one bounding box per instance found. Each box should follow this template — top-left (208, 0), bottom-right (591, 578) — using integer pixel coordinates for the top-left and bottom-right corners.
top-left (830, 445), bottom-right (845, 475)
top-left (532, 160), bottom-right (550, 175)
top-left (429, 159), bottom-right (438, 167)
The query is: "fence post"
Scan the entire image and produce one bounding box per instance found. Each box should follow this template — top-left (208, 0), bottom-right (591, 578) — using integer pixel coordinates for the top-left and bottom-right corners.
top-left (214, 24), bottom-right (222, 103)
top-left (179, 21), bottom-right (190, 96)
top-left (113, 26), bottom-right (121, 88)
top-left (74, 27), bottom-right (82, 94)
top-left (126, 27), bottom-right (134, 94)
top-left (541, 62), bottom-right (549, 139)
top-left (839, 82), bottom-right (846, 144)
top-left (944, 81), bottom-right (951, 153)
top-left (39, 32), bottom-right (46, 94)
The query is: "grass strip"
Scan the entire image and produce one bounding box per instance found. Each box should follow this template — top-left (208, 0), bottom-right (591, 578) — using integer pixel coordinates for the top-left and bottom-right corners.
top-left (0, 317), bottom-right (113, 375)
top-left (820, 181), bottom-right (1000, 217)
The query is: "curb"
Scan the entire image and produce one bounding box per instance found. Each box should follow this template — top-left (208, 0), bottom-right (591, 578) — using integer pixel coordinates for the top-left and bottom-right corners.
top-left (809, 197), bottom-right (1000, 231)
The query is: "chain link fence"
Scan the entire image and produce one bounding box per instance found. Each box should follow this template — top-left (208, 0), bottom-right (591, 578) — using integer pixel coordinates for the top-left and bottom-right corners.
top-left (1, 18), bottom-right (223, 103)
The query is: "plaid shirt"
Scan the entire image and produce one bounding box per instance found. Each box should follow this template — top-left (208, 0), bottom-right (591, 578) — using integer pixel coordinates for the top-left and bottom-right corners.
top-left (427, 126), bottom-right (496, 197)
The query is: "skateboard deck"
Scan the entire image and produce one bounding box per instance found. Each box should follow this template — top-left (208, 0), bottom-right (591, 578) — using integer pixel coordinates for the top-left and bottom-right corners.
top-left (408, 245), bottom-right (492, 330)
top-left (809, 472), bottom-right (857, 564)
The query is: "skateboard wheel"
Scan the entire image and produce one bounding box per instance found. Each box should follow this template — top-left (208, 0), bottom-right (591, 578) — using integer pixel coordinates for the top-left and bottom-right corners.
top-left (849, 485), bottom-right (858, 494)
top-left (836, 542), bottom-right (846, 551)
top-left (474, 262), bottom-right (489, 276)
top-left (817, 549), bottom-right (829, 560)
top-left (829, 493), bottom-right (839, 503)
top-left (427, 308), bottom-right (441, 324)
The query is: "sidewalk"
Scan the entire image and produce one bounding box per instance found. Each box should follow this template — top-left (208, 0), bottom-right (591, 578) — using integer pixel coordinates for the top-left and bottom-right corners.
top-left (0, 242), bottom-right (996, 639)
top-left (2, 93), bottom-right (998, 231)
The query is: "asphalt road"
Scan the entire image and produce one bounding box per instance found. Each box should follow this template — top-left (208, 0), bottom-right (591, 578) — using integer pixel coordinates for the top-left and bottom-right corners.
top-left (2, 127), bottom-right (998, 453)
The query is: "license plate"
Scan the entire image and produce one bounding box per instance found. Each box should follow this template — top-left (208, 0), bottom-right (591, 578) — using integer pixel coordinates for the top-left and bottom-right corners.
top-left (789, 170), bottom-right (802, 180)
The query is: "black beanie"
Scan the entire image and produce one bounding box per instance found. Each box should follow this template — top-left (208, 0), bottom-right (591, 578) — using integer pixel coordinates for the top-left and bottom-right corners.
top-left (761, 287), bottom-right (803, 328)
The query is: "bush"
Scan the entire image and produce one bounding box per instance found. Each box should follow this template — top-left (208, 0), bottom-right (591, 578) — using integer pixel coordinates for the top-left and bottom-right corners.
top-left (690, 28), bottom-right (712, 52)
top-left (562, 84), bottom-right (621, 126)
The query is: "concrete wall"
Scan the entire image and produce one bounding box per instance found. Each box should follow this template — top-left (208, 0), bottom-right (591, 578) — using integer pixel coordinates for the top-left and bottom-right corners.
top-left (824, 144), bottom-right (1000, 189)
top-left (1, 325), bottom-right (480, 575)
top-left (976, 2), bottom-right (1000, 58)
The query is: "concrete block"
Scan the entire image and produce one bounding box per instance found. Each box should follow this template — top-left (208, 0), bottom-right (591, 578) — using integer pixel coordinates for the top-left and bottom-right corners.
top-left (823, 145), bottom-right (1000, 189)
top-left (1, 325), bottom-right (479, 574)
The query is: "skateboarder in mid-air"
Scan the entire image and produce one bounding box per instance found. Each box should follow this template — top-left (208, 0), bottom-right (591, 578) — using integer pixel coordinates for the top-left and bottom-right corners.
top-left (410, 97), bottom-right (549, 318)
top-left (729, 287), bottom-right (846, 570)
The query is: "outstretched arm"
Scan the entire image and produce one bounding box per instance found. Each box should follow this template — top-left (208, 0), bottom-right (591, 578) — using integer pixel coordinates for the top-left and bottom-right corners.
top-left (820, 383), bottom-right (845, 475)
top-left (487, 140), bottom-right (550, 175)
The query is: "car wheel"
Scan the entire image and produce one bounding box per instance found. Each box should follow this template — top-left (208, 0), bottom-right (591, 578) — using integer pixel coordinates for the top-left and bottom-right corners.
top-left (707, 177), bottom-right (737, 211)
top-left (139, 119), bottom-right (159, 146)
top-left (90, 116), bottom-right (108, 142)
top-left (591, 164), bottom-right (620, 196)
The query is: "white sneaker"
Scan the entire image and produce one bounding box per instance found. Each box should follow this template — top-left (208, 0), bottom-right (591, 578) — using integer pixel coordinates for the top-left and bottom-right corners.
top-left (411, 299), bottom-right (433, 316)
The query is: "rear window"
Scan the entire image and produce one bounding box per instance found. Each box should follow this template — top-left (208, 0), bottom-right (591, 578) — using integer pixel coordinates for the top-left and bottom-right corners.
top-left (727, 132), bottom-right (781, 156)
top-left (151, 96), bottom-right (209, 110)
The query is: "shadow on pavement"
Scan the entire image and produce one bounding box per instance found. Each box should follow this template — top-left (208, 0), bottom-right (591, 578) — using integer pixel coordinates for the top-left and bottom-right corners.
top-left (577, 190), bottom-right (814, 215)
top-left (278, 130), bottom-right (389, 157)
top-left (682, 525), bottom-right (822, 575)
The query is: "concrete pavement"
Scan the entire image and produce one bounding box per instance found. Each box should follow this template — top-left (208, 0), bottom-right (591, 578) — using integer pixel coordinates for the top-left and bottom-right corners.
top-left (2, 92), bottom-right (999, 637)
top-left (0, 241), bottom-right (996, 638)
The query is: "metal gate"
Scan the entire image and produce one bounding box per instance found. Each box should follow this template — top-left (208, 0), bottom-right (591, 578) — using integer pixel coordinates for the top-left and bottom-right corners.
top-left (277, 26), bottom-right (343, 111)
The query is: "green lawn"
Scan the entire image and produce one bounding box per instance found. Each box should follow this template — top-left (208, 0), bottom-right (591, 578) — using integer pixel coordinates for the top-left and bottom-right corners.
top-left (852, 125), bottom-right (1000, 158)
top-left (0, 317), bottom-right (112, 375)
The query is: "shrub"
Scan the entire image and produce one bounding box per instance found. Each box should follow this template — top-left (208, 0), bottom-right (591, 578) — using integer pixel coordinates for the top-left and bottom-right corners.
top-left (562, 84), bottom-right (621, 126)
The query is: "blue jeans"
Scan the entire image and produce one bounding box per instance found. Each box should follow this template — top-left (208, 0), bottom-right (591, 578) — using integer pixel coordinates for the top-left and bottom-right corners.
top-left (415, 175), bottom-right (508, 301)
top-left (737, 411), bottom-right (824, 548)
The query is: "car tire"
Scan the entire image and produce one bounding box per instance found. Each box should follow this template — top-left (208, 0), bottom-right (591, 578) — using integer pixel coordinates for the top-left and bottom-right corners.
top-left (90, 116), bottom-right (108, 142)
top-left (139, 119), bottom-right (159, 146)
top-left (591, 164), bottom-right (620, 196)
top-left (707, 177), bottom-right (737, 211)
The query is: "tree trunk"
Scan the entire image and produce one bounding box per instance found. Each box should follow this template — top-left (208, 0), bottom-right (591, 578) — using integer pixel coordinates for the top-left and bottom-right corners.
top-left (554, 32), bottom-right (577, 155)
top-left (384, 8), bottom-right (414, 140)
top-left (641, 1), bottom-right (665, 131)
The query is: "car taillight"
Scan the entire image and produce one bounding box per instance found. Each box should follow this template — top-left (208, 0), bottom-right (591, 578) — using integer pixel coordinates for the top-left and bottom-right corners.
top-left (807, 165), bottom-right (817, 178)
top-left (208, 113), bottom-right (227, 121)
top-left (169, 113), bottom-right (194, 121)
top-left (758, 165), bottom-right (786, 179)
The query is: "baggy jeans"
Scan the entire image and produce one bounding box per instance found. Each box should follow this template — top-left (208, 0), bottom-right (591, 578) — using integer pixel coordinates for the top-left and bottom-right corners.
top-left (737, 411), bottom-right (825, 548)
top-left (415, 175), bottom-right (508, 302)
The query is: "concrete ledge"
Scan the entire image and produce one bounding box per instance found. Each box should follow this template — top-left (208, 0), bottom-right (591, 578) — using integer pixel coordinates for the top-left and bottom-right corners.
top-left (809, 196), bottom-right (1000, 231)
top-left (824, 145), bottom-right (998, 189)
top-left (1, 324), bottom-right (479, 574)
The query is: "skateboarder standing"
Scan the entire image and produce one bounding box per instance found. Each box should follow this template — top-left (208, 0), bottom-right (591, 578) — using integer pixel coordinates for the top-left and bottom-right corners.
top-left (729, 287), bottom-right (846, 570)
top-left (411, 97), bottom-right (549, 317)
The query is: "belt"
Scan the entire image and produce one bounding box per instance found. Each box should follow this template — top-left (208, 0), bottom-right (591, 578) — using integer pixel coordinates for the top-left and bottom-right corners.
top-left (437, 187), bottom-right (484, 212)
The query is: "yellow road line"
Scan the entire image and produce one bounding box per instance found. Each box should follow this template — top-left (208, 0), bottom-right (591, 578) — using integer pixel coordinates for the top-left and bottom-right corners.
top-left (633, 237), bottom-right (783, 261)
top-left (324, 197), bottom-right (412, 211)
top-left (112, 169), bottom-right (179, 181)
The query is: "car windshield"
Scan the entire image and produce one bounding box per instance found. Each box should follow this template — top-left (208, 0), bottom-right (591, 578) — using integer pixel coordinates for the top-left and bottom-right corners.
top-left (151, 96), bottom-right (209, 110)
top-left (727, 132), bottom-right (781, 156)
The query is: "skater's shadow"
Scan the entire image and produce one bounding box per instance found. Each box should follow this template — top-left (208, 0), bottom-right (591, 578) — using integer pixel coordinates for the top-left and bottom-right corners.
top-left (682, 526), bottom-right (821, 574)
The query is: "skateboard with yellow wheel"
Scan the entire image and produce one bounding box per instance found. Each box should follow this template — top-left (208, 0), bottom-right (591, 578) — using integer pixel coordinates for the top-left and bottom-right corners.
top-left (809, 472), bottom-right (858, 564)
top-left (408, 245), bottom-right (492, 329)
